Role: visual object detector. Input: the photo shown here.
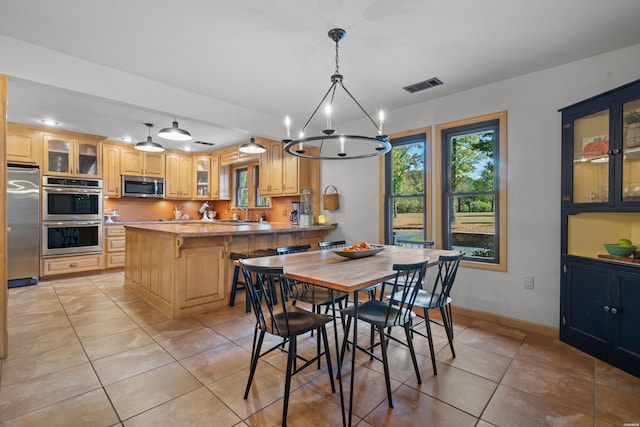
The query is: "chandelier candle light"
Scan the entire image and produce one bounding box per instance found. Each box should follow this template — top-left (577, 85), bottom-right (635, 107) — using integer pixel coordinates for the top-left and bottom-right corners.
top-left (282, 28), bottom-right (391, 160)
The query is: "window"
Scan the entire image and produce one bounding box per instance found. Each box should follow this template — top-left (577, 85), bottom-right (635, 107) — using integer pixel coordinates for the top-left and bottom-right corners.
top-left (236, 167), bottom-right (249, 207)
top-left (254, 165), bottom-right (270, 207)
top-left (382, 128), bottom-right (432, 245)
top-left (233, 164), bottom-right (270, 209)
top-left (436, 111), bottom-right (507, 271)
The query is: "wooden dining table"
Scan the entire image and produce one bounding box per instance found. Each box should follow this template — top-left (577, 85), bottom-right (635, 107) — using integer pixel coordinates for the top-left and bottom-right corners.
top-left (239, 244), bottom-right (461, 426)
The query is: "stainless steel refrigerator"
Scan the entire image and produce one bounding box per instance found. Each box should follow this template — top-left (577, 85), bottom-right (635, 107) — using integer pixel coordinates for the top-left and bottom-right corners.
top-left (7, 166), bottom-right (40, 287)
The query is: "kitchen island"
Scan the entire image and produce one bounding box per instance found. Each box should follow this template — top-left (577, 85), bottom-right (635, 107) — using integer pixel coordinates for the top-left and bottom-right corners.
top-left (124, 222), bottom-right (336, 318)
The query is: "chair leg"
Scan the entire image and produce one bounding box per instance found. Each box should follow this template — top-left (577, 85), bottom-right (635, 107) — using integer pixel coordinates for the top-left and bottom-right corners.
top-left (339, 314), bottom-right (353, 368)
top-left (377, 325), bottom-right (393, 408)
top-left (403, 323), bottom-right (422, 384)
top-left (423, 308), bottom-right (438, 375)
top-left (315, 305), bottom-right (321, 369)
top-left (320, 325), bottom-right (336, 393)
top-left (440, 306), bottom-right (456, 357)
top-left (282, 336), bottom-right (297, 425)
top-left (244, 329), bottom-right (265, 399)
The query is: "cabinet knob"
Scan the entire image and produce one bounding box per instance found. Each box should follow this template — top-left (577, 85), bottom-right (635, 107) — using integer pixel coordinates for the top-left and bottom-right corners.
top-left (610, 307), bottom-right (618, 314)
top-left (69, 263), bottom-right (80, 268)
top-left (603, 305), bottom-right (610, 312)
top-left (606, 149), bottom-right (613, 155)
top-left (612, 148), bottom-right (621, 155)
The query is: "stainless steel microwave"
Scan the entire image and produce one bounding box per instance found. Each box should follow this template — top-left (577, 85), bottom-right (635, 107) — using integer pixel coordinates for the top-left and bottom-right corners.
top-left (121, 175), bottom-right (164, 198)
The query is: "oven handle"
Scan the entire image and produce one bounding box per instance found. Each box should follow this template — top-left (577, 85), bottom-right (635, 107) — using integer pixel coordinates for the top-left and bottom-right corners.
top-left (43, 187), bottom-right (103, 194)
top-left (43, 221), bottom-right (103, 226)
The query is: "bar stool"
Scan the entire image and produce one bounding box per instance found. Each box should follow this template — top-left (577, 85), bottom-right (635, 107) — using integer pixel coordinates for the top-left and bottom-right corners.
top-left (229, 248), bottom-right (278, 312)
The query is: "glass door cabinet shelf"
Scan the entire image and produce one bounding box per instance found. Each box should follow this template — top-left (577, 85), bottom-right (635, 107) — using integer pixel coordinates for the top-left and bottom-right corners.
top-left (560, 79), bottom-right (640, 379)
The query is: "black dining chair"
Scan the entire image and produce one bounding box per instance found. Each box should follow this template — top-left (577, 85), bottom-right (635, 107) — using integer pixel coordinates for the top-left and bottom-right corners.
top-left (239, 260), bottom-right (335, 425)
top-left (317, 240), bottom-right (346, 249)
top-left (278, 243), bottom-right (349, 361)
top-left (277, 245), bottom-right (348, 316)
top-left (339, 260), bottom-right (428, 408)
top-left (389, 252), bottom-right (463, 376)
top-left (395, 239), bottom-right (435, 248)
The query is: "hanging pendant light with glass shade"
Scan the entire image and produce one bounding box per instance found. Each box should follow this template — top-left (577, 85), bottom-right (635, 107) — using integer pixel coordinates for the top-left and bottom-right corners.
top-left (239, 137), bottom-right (266, 154)
top-left (282, 28), bottom-right (391, 160)
top-left (135, 123), bottom-right (165, 152)
top-left (158, 119), bottom-right (192, 141)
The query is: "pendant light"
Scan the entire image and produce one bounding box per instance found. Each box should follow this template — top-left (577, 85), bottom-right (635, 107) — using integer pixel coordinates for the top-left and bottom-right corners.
top-left (158, 118), bottom-right (192, 141)
top-left (135, 123), bottom-right (165, 152)
top-left (239, 137), bottom-right (266, 154)
top-left (282, 28), bottom-right (391, 160)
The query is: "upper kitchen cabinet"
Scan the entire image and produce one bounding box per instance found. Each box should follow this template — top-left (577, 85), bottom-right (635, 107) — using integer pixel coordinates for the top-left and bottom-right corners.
top-left (102, 143), bottom-right (121, 197)
top-left (259, 139), bottom-right (318, 197)
top-left (561, 79), bottom-right (640, 212)
top-left (42, 131), bottom-right (103, 178)
top-left (165, 152), bottom-right (192, 199)
top-left (259, 139), bottom-right (283, 196)
top-left (7, 122), bottom-right (41, 165)
top-left (120, 147), bottom-right (165, 177)
top-left (193, 155), bottom-right (211, 199)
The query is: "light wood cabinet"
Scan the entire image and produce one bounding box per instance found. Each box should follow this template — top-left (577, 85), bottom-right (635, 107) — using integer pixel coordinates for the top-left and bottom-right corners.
top-left (43, 133), bottom-right (103, 178)
top-left (42, 253), bottom-right (102, 276)
top-left (104, 225), bottom-right (125, 268)
top-left (102, 144), bottom-right (121, 197)
top-left (120, 148), bottom-right (165, 177)
top-left (258, 139), bottom-right (316, 197)
top-left (220, 149), bottom-right (260, 166)
top-left (165, 153), bottom-right (193, 199)
top-left (259, 139), bottom-right (283, 196)
top-left (7, 123), bottom-right (41, 165)
top-left (193, 155), bottom-right (211, 199)
top-left (124, 228), bottom-right (229, 318)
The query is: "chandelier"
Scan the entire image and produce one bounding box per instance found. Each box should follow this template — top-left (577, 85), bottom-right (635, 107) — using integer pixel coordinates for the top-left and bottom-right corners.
top-left (282, 28), bottom-right (391, 160)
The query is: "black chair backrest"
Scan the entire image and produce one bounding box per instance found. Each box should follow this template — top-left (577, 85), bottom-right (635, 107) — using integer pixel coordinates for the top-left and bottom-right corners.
top-left (276, 244), bottom-right (311, 255)
top-left (239, 260), bottom-right (292, 336)
top-left (380, 260), bottom-right (428, 325)
top-left (425, 253), bottom-right (463, 307)
top-left (318, 240), bottom-right (346, 249)
top-left (395, 239), bottom-right (435, 248)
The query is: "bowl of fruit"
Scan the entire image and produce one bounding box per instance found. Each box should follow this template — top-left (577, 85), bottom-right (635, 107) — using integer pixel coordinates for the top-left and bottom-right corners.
top-left (333, 241), bottom-right (385, 259)
top-left (604, 239), bottom-right (636, 257)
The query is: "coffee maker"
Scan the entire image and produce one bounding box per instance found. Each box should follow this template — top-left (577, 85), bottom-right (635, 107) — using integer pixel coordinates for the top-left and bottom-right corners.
top-left (290, 202), bottom-right (299, 225)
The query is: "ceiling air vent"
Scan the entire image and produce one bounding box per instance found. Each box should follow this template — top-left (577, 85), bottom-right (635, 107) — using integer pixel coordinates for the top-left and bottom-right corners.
top-left (193, 141), bottom-right (215, 146)
top-left (403, 77), bottom-right (443, 94)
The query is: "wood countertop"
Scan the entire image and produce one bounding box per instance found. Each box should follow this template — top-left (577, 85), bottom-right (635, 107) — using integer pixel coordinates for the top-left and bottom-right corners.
top-left (123, 222), bottom-right (337, 237)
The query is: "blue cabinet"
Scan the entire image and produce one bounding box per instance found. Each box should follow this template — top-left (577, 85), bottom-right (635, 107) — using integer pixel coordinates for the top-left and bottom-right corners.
top-left (560, 80), bottom-right (640, 378)
top-left (561, 257), bottom-right (640, 377)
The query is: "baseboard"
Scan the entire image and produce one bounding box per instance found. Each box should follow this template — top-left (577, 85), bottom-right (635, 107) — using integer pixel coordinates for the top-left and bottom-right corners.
top-left (452, 305), bottom-right (559, 338)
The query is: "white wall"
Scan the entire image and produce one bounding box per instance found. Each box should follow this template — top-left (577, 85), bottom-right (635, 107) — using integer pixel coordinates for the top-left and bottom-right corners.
top-left (321, 43), bottom-right (640, 327)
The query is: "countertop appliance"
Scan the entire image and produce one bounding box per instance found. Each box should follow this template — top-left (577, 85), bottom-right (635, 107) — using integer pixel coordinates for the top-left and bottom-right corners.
top-left (122, 175), bottom-right (164, 198)
top-left (290, 201), bottom-right (299, 225)
top-left (7, 166), bottom-right (40, 288)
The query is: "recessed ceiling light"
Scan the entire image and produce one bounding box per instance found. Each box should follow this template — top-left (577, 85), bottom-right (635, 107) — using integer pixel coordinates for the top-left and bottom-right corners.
top-left (40, 119), bottom-right (59, 126)
top-left (121, 136), bottom-right (135, 143)
top-left (183, 146), bottom-right (192, 152)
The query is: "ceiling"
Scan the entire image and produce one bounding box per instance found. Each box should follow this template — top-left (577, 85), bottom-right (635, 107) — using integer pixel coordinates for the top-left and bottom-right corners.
top-left (2, 0), bottom-right (640, 152)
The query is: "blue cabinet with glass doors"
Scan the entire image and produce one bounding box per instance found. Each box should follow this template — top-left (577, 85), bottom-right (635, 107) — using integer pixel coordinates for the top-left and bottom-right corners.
top-left (560, 79), bottom-right (640, 378)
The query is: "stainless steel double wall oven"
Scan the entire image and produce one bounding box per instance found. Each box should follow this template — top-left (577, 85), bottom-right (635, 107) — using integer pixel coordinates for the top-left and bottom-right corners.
top-left (42, 176), bottom-right (103, 256)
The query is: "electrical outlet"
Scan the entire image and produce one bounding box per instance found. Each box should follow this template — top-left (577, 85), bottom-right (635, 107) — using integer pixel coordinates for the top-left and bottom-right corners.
top-left (524, 276), bottom-right (534, 290)
top-left (281, 209), bottom-right (287, 217)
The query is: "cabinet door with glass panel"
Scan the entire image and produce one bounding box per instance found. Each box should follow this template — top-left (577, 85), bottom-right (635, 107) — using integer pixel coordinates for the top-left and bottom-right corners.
top-left (43, 133), bottom-right (102, 178)
top-left (193, 155), bottom-right (211, 199)
top-left (562, 79), bottom-right (640, 210)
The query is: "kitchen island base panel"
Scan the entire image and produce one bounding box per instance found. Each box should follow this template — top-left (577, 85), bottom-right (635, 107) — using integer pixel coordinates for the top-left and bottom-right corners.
top-left (124, 224), bottom-right (333, 319)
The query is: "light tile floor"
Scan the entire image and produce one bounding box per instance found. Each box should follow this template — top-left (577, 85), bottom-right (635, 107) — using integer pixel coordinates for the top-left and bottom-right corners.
top-left (1, 271), bottom-right (639, 426)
